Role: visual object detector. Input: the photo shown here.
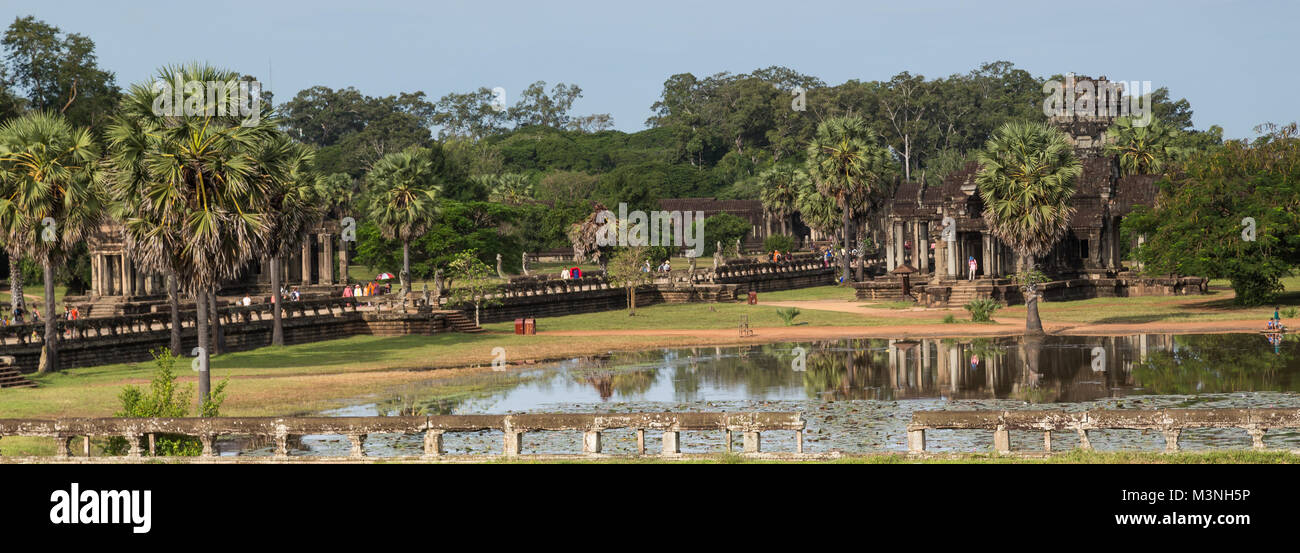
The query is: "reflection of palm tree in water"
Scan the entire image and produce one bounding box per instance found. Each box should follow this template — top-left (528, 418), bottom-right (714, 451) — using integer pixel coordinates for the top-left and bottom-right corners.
top-left (586, 373), bottom-right (615, 400)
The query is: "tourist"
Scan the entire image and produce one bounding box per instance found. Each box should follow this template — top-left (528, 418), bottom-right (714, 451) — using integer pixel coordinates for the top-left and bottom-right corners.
top-left (561, 268), bottom-right (570, 279)
top-left (354, 284), bottom-right (363, 297)
top-left (12, 305), bottom-right (23, 324)
top-left (967, 256), bottom-right (977, 281)
top-left (642, 260), bottom-right (651, 273)
top-left (970, 354), bottom-right (979, 371)
top-left (343, 285), bottom-right (353, 298)
top-left (242, 295), bottom-right (252, 306)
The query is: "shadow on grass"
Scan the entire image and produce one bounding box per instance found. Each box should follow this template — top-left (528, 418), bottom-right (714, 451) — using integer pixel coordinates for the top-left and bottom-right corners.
top-left (1088, 312), bottom-right (1200, 325)
top-left (207, 333), bottom-right (509, 371)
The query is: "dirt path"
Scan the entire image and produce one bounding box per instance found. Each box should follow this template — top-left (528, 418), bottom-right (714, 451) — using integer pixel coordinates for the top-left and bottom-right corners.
top-left (542, 297), bottom-right (1279, 341)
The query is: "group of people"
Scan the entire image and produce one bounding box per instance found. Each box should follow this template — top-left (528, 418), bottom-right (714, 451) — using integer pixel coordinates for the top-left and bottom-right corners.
top-left (340, 281), bottom-right (388, 298)
top-left (1266, 306), bottom-right (1287, 331)
top-left (561, 267), bottom-right (583, 279)
top-left (640, 260), bottom-right (671, 273)
top-left (0, 304), bottom-right (35, 326)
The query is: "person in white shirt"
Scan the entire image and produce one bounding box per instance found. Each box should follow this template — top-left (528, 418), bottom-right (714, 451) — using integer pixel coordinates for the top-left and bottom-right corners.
top-left (241, 295), bottom-right (251, 306)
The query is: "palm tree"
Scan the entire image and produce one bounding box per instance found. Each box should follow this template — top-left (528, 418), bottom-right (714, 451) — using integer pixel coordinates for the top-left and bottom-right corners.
top-left (1104, 117), bottom-right (1186, 176)
top-left (105, 63), bottom-right (280, 405)
top-left (366, 148), bottom-right (441, 297)
top-left (805, 116), bottom-right (895, 282)
top-left (975, 121), bottom-right (1081, 334)
top-left (758, 165), bottom-right (803, 235)
top-left (793, 178), bottom-right (838, 241)
top-left (489, 173), bottom-right (533, 205)
top-left (0, 111), bottom-right (106, 373)
top-left (257, 134), bottom-right (324, 346)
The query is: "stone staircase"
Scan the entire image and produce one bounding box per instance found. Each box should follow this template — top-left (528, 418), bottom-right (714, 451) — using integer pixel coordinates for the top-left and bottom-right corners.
top-left (444, 311), bottom-right (484, 334)
top-left (947, 282), bottom-right (980, 307)
top-left (0, 357), bottom-right (35, 389)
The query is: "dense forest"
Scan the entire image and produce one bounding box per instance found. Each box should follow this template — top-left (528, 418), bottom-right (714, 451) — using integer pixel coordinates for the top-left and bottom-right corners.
top-left (0, 15), bottom-right (1225, 289)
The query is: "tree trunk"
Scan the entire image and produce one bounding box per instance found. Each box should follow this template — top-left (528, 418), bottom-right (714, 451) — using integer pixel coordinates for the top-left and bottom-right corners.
top-left (839, 201), bottom-right (852, 283)
top-left (37, 259), bottom-right (58, 374)
top-left (271, 254), bottom-right (284, 346)
top-left (9, 252), bottom-right (24, 313)
top-left (167, 271), bottom-right (181, 355)
top-left (1022, 255), bottom-right (1045, 335)
top-left (401, 240), bottom-right (411, 297)
top-left (209, 289), bottom-right (224, 354)
top-left (195, 289), bottom-right (211, 406)
top-left (474, 301), bottom-right (481, 326)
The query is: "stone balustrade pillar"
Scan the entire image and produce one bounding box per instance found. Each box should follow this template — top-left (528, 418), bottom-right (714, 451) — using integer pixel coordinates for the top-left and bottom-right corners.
top-left (662, 430), bottom-right (680, 455)
top-left (347, 433), bottom-right (367, 458)
top-left (424, 430), bottom-right (444, 458)
top-left (583, 430), bottom-right (602, 455)
top-left (742, 431), bottom-right (761, 453)
top-left (993, 425), bottom-right (1011, 454)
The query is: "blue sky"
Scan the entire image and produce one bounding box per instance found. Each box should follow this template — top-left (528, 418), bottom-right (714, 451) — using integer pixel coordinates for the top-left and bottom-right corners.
top-left (4, 0), bottom-right (1294, 139)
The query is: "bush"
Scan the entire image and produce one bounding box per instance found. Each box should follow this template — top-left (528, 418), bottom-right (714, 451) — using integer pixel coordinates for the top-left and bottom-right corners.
top-left (103, 349), bottom-right (228, 456)
top-left (763, 234), bottom-right (798, 255)
top-left (775, 307), bottom-right (801, 326)
top-left (1284, 307), bottom-right (1298, 319)
top-left (964, 298), bottom-right (1001, 322)
top-left (942, 314), bottom-right (957, 324)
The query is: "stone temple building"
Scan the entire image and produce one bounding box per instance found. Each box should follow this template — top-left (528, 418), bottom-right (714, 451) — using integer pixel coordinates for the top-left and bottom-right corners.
top-left (72, 220), bottom-right (351, 316)
top-left (879, 75), bottom-right (1160, 281)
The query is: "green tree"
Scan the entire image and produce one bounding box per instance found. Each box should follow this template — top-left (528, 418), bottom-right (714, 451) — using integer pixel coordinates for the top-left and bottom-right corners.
top-left (366, 148), bottom-right (442, 296)
top-left (0, 110), bottom-right (105, 373)
top-left (758, 164), bottom-right (804, 235)
top-left (1124, 123), bottom-right (1300, 305)
top-left (446, 249), bottom-right (499, 325)
top-left (257, 135), bottom-right (325, 346)
top-left (105, 63), bottom-right (280, 404)
top-left (805, 116), bottom-right (895, 282)
top-left (975, 121), bottom-right (1081, 334)
top-left (1, 16), bottom-right (119, 129)
top-left (606, 245), bottom-right (653, 315)
top-left (1105, 117), bottom-right (1188, 176)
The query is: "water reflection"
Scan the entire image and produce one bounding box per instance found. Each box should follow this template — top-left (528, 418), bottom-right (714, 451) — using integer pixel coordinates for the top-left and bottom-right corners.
top-left (371, 332), bottom-right (1300, 415)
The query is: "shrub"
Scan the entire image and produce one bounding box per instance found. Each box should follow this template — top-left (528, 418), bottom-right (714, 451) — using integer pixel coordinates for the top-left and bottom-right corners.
top-left (763, 234), bottom-right (798, 255)
top-left (964, 298), bottom-right (1001, 322)
top-left (103, 348), bottom-right (228, 456)
top-left (1282, 307), bottom-right (1298, 319)
top-left (942, 314), bottom-right (957, 324)
top-left (776, 307), bottom-right (801, 326)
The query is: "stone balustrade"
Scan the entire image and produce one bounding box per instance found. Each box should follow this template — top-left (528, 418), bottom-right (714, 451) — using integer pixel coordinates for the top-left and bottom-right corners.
top-left (0, 412), bottom-right (806, 461)
top-left (0, 297), bottom-right (360, 346)
top-left (906, 408), bottom-right (1300, 454)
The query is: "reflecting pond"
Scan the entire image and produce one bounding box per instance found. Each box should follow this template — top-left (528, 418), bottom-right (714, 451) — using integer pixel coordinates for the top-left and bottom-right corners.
top-left (246, 333), bottom-right (1300, 456)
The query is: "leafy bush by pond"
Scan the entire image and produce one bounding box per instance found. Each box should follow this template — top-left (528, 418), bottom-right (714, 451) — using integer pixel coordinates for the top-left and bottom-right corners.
top-left (103, 348), bottom-right (228, 456)
top-left (964, 299), bottom-right (1001, 322)
top-left (776, 307), bottom-right (802, 326)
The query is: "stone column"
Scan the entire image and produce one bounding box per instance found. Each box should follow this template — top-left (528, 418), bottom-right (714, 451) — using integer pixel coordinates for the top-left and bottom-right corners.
top-left (301, 235), bottom-right (312, 286)
top-left (885, 221), bottom-right (895, 271)
top-left (982, 233), bottom-right (993, 280)
top-left (918, 222), bottom-right (929, 273)
top-left (319, 233), bottom-right (334, 286)
top-left (339, 243), bottom-right (350, 285)
top-left (121, 256), bottom-right (131, 296)
top-left (895, 222), bottom-right (905, 267)
top-left (90, 254), bottom-right (101, 296)
top-left (947, 232), bottom-right (958, 278)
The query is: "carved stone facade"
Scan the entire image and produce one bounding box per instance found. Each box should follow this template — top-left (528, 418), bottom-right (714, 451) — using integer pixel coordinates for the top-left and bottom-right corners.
top-left (882, 76), bottom-right (1158, 280)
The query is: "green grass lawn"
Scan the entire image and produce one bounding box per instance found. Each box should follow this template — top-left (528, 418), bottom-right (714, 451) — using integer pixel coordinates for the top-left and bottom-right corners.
top-left (493, 450), bottom-right (1299, 464)
top-left (482, 300), bottom-right (928, 332)
top-left (756, 285), bottom-right (857, 301)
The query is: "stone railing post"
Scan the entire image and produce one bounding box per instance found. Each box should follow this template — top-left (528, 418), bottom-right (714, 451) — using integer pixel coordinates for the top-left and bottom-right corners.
top-left (347, 433), bottom-right (367, 458)
top-left (200, 433), bottom-right (216, 457)
top-left (274, 423), bottom-right (290, 458)
top-left (1247, 426), bottom-right (1266, 450)
top-left (742, 431), bottom-right (761, 453)
top-left (907, 429), bottom-right (926, 453)
top-left (502, 416), bottom-right (522, 456)
top-left (126, 432), bottom-right (143, 458)
top-left (583, 429), bottom-right (602, 455)
top-left (1163, 429), bottom-right (1181, 453)
top-left (993, 424), bottom-right (1011, 454)
top-left (636, 429), bottom-right (646, 455)
top-left (57, 434), bottom-right (72, 457)
top-left (423, 430), bottom-right (444, 458)
top-left (662, 429), bottom-right (680, 455)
